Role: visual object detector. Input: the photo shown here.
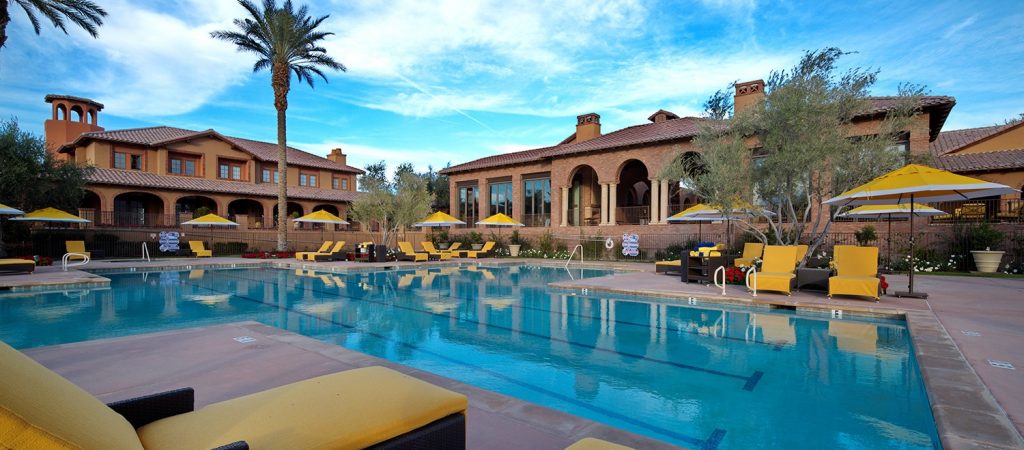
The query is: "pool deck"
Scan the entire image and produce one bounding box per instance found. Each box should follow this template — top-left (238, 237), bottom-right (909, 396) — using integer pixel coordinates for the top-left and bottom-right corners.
top-left (24, 321), bottom-right (679, 450)
top-left (5, 256), bottom-right (1024, 449)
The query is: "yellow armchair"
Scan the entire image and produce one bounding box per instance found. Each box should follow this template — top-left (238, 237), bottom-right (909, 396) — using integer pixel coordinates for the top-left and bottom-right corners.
top-left (829, 245), bottom-right (880, 301)
top-left (754, 245), bottom-right (798, 295)
top-left (734, 242), bottom-right (764, 267)
top-left (188, 241), bottom-right (212, 258)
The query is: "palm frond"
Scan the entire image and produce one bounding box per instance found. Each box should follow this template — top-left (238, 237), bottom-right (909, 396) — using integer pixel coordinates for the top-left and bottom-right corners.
top-left (15, 0), bottom-right (107, 37)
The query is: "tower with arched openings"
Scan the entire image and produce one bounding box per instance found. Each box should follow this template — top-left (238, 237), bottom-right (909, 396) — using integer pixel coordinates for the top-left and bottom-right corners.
top-left (44, 94), bottom-right (105, 160)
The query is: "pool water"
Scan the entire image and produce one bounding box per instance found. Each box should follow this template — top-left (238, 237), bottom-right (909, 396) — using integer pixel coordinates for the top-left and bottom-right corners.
top-left (0, 266), bottom-right (939, 449)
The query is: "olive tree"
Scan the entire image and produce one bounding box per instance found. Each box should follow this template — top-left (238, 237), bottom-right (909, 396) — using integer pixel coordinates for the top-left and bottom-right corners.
top-left (348, 162), bottom-right (433, 249)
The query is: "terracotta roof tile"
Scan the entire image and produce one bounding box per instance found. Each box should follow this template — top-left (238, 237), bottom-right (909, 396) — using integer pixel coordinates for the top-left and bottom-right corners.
top-left (66, 126), bottom-right (364, 173)
top-left (930, 123), bottom-right (1011, 155)
top-left (87, 167), bottom-right (362, 203)
top-left (935, 148), bottom-right (1024, 173)
top-left (441, 96), bottom-right (957, 175)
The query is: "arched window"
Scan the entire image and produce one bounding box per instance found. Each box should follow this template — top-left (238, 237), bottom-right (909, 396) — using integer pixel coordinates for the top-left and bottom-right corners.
top-left (56, 104), bottom-right (67, 120)
top-left (70, 105), bottom-right (84, 122)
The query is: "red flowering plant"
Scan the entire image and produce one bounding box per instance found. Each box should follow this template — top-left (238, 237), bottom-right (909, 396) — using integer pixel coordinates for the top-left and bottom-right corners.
top-left (724, 266), bottom-right (747, 284)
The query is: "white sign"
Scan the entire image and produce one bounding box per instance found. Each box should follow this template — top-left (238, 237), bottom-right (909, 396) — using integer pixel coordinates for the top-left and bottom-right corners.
top-left (158, 231), bottom-right (180, 253)
top-left (621, 233), bottom-right (640, 257)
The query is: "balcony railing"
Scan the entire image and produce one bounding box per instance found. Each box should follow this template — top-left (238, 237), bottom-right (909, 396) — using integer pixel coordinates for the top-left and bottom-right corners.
top-left (930, 198), bottom-right (1023, 224)
top-left (616, 206), bottom-right (650, 225)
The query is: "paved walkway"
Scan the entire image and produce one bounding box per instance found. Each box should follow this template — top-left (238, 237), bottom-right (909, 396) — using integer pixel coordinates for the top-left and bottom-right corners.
top-left (25, 322), bottom-right (679, 450)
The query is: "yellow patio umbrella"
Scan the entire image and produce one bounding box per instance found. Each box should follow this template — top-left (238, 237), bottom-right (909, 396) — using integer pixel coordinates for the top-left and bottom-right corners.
top-left (825, 164), bottom-right (1018, 298)
top-left (837, 204), bottom-right (946, 268)
top-left (293, 210), bottom-right (350, 241)
top-left (0, 203), bottom-right (24, 215)
top-left (180, 213), bottom-right (238, 226)
top-left (667, 203), bottom-right (727, 242)
top-left (413, 211), bottom-right (466, 227)
top-left (10, 207), bottom-right (90, 223)
top-left (476, 213), bottom-right (524, 227)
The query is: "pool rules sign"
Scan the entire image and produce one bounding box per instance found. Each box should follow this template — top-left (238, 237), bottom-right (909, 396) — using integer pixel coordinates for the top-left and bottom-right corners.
top-left (159, 231), bottom-right (180, 253)
top-left (621, 233), bottom-right (639, 257)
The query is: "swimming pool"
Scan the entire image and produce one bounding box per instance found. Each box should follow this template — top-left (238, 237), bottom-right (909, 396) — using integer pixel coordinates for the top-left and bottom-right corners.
top-left (0, 265), bottom-right (939, 449)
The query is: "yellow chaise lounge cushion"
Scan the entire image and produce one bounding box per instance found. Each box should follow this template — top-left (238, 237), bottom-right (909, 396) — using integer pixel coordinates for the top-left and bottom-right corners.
top-left (566, 437), bottom-right (635, 450)
top-left (0, 341), bottom-right (144, 450)
top-left (138, 366), bottom-right (468, 450)
top-left (655, 260), bottom-right (681, 267)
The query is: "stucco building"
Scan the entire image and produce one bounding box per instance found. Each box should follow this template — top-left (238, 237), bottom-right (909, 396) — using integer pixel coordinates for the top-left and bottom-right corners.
top-left (43, 94), bottom-right (362, 229)
top-left (440, 80), bottom-right (980, 230)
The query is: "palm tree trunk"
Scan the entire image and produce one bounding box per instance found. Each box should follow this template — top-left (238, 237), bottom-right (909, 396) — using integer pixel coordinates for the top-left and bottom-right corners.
top-left (272, 63), bottom-right (290, 251)
top-left (0, 0), bottom-right (10, 50)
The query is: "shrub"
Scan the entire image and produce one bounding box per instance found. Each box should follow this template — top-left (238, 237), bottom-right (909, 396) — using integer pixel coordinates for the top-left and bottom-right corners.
top-left (427, 230), bottom-right (450, 247)
top-left (970, 222), bottom-right (1005, 250)
top-left (655, 242), bottom-right (691, 261)
top-left (509, 230), bottom-right (528, 248)
top-left (536, 231), bottom-right (557, 254)
top-left (457, 231), bottom-right (483, 245)
top-left (854, 225), bottom-right (877, 246)
top-left (194, 206), bottom-right (212, 218)
top-left (212, 242), bottom-right (248, 255)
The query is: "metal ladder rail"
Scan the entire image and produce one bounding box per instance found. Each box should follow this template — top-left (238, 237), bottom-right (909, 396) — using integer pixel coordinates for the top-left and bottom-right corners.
top-left (564, 244), bottom-right (584, 280)
top-left (62, 253), bottom-right (90, 271)
top-left (142, 242), bottom-right (151, 262)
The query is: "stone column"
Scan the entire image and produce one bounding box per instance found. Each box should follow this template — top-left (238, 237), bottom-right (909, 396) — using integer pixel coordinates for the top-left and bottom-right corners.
top-left (560, 187), bottom-right (569, 227)
top-left (600, 183), bottom-right (609, 225)
top-left (660, 179), bottom-right (670, 224)
top-left (608, 183), bottom-right (618, 225)
top-left (649, 179), bottom-right (660, 224)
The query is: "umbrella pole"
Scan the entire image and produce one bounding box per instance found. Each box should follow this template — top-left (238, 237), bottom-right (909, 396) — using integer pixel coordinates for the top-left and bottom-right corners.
top-left (896, 195), bottom-right (928, 299)
top-left (887, 214), bottom-right (893, 272)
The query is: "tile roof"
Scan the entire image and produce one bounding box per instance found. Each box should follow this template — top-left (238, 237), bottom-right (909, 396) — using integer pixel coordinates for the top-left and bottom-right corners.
top-left (87, 167), bottom-right (362, 203)
top-left (63, 126), bottom-right (364, 173)
top-left (935, 148), bottom-right (1024, 173)
top-left (930, 123), bottom-right (1012, 155)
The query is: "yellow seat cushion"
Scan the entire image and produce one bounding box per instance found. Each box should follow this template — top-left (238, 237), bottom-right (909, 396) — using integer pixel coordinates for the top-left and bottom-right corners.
top-left (566, 437), bottom-right (635, 450)
top-left (829, 275), bottom-right (880, 300)
top-left (655, 260), bottom-right (681, 267)
top-left (755, 272), bottom-right (796, 294)
top-left (0, 341), bottom-right (144, 450)
top-left (829, 245), bottom-right (880, 300)
top-left (734, 242), bottom-right (765, 267)
top-left (138, 366), bottom-right (468, 450)
top-left (0, 259), bottom-right (35, 267)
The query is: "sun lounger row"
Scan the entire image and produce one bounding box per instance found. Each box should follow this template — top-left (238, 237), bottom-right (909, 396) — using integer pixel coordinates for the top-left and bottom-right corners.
top-left (399, 241), bottom-right (495, 261)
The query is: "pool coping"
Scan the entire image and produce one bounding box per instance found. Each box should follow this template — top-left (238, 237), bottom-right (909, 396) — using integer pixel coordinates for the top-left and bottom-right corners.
top-left (8, 259), bottom-right (1023, 448)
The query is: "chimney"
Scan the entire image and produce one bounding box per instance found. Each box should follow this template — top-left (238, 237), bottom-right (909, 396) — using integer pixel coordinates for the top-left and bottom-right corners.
top-left (733, 80), bottom-right (765, 114)
top-left (327, 147), bottom-right (347, 166)
top-left (647, 109), bottom-right (680, 124)
top-left (44, 94), bottom-right (105, 160)
top-left (575, 113), bottom-right (601, 143)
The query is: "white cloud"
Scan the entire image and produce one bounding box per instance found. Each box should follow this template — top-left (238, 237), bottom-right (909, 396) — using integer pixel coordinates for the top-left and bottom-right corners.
top-left (943, 15), bottom-right (978, 40)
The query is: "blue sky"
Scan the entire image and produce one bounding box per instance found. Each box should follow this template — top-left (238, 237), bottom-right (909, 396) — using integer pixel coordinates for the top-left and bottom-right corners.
top-left (1, 0), bottom-right (1022, 173)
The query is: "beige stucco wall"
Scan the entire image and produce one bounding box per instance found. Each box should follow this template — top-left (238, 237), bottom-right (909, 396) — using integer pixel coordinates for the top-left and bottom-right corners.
top-left (955, 123), bottom-right (1024, 154)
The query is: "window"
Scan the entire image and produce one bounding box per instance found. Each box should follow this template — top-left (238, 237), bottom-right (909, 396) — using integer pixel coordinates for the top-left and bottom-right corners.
top-left (219, 159), bottom-right (244, 180)
top-left (299, 174), bottom-right (308, 186)
top-left (170, 159), bottom-right (181, 174)
top-left (130, 155), bottom-right (143, 170)
top-left (261, 168), bottom-right (280, 184)
top-left (262, 169), bottom-right (271, 183)
top-left (114, 151), bottom-right (143, 171)
top-left (184, 160), bottom-right (195, 176)
top-left (332, 177), bottom-right (339, 189)
top-left (341, 179), bottom-right (348, 190)
top-left (457, 185), bottom-right (479, 224)
top-left (309, 175), bottom-right (317, 187)
top-left (114, 152), bottom-right (126, 169)
top-left (489, 182), bottom-right (513, 215)
top-left (299, 172), bottom-right (317, 187)
top-left (169, 155), bottom-right (198, 176)
top-left (523, 178), bottom-right (551, 226)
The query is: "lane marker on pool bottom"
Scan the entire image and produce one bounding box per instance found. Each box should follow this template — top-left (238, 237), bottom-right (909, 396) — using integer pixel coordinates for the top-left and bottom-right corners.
top-left (181, 278), bottom-right (730, 450)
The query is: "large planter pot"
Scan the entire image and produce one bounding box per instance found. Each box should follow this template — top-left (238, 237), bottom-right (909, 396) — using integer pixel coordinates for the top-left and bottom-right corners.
top-left (374, 245), bottom-right (389, 262)
top-left (471, 244), bottom-right (483, 250)
top-left (971, 250), bottom-right (1004, 273)
top-left (508, 244), bottom-right (521, 257)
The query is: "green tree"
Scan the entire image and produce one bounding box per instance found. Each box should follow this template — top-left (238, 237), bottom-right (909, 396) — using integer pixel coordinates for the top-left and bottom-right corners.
top-left (0, 0), bottom-right (107, 50)
top-left (663, 48), bottom-right (924, 261)
top-left (349, 162), bottom-right (433, 250)
top-left (0, 118), bottom-right (92, 256)
top-left (425, 164), bottom-right (450, 212)
top-left (212, 0), bottom-right (345, 251)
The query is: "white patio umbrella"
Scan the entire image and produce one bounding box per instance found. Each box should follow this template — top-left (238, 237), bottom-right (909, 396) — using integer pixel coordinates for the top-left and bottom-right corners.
top-left (837, 203), bottom-right (946, 270)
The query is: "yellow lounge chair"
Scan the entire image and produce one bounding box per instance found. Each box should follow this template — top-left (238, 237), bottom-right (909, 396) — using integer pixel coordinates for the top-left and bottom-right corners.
top-left (829, 245), bottom-right (880, 301)
top-left (689, 243), bottom-right (724, 257)
top-left (0, 258), bottom-right (35, 274)
top-left (296, 241), bottom-right (333, 261)
top-left (566, 437), bottom-right (635, 450)
top-left (397, 241), bottom-right (428, 262)
top-left (793, 244), bottom-right (808, 265)
top-left (446, 242), bottom-right (462, 254)
top-left (754, 245), bottom-right (798, 295)
top-left (734, 242), bottom-right (764, 267)
top-left (188, 241), bottom-right (212, 258)
top-left (65, 241), bottom-right (91, 261)
top-left (310, 241), bottom-right (346, 262)
top-left (461, 241), bottom-right (495, 259)
top-left (420, 242), bottom-right (452, 260)
top-left (0, 340), bottom-right (468, 450)
top-left (655, 259), bottom-right (681, 274)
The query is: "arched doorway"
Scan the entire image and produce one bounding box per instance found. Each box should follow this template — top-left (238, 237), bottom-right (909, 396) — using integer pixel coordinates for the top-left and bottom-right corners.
top-left (79, 190), bottom-right (102, 223)
top-left (113, 192), bottom-right (165, 227)
top-left (670, 151), bottom-right (706, 214)
top-left (175, 196), bottom-right (218, 224)
top-left (569, 165), bottom-right (600, 226)
top-left (313, 204), bottom-right (339, 216)
top-left (272, 202), bottom-right (305, 224)
top-left (616, 160), bottom-right (650, 224)
top-left (227, 199), bottom-right (264, 227)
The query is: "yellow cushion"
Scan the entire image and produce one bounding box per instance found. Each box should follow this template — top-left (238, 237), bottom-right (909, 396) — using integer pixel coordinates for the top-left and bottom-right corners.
top-left (762, 246), bottom-right (798, 274)
top-left (734, 257), bottom-right (756, 267)
top-left (834, 245), bottom-right (879, 277)
top-left (566, 437), bottom-right (635, 450)
top-left (755, 272), bottom-right (796, 294)
top-left (138, 366), bottom-right (468, 450)
top-left (0, 259), bottom-right (35, 267)
top-left (0, 341), bottom-right (144, 450)
top-left (829, 275), bottom-right (880, 300)
top-left (655, 260), bottom-right (681, 267)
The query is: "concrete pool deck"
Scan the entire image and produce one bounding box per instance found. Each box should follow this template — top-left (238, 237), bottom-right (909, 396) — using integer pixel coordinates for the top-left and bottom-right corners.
top-left (4, 256), bottom-right (1024, 449)
top-left (24, 321), bottom-right (679, 450)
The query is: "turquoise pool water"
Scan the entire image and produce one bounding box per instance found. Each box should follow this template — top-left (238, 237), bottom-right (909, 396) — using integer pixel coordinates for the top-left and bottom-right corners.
top-left (0, 265), bottom-right (939, 449)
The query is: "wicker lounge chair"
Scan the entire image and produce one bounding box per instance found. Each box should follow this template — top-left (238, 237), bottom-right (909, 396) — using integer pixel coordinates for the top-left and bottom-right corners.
top-left (733, 242), bottom-right (764, 267)
top-left (296, 241), bottom-right (332, 261)
top-left (65, 240), bottom-right (91, 261)
top-left (188, 241), bottom-right (212, 258)
top-left (0, 340), bottom-right (468, 450)
top-left (311, 241), bottom-right (346, 262)
top-left (398, 242), bottom-right (429, 262)
top-left (456, 241), bottom-right (495, 259)
top-left (0, 258), bottom-right (35, 274)
top-left (829, 245), bottom-right (881, 301)
top-left (754, 245), bottom-right (798, 295)
top-left (654, 259), bottom-right (680, 274)
top-left (566, 437), bottom-right (635, 449)
top-left (689, 243), bottom-right (724, 257)
top-left (420, 242), bottom-right (453, 260)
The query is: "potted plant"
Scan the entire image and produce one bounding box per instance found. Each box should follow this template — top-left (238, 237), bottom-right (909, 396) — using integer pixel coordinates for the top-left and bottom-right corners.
top-left (289, 211), bottom-right (301, 229)
top-left (969, 222), bottom-right (1005, 273)
top-left (508, 230), bottom-right (524, 257)
top-left (465, 231), bottom-right (484, 250)
top-left (854, 225), bottom-right (877, 246)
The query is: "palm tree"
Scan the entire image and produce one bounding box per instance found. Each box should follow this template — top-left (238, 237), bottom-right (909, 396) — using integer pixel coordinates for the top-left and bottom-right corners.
top-left (1, 0), bottom-right (107, 50)
top-left (212, 0), bottom-right (345, 251)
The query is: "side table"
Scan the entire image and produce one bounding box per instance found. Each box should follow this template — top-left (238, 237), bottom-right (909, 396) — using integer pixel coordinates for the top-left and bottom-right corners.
top-left (796, 267), bottom-right (832, 293)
